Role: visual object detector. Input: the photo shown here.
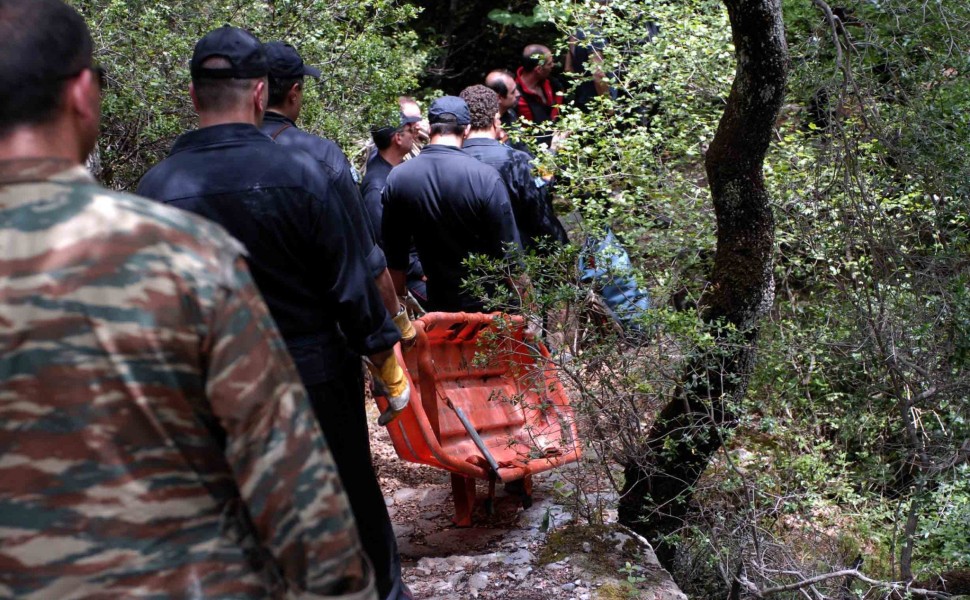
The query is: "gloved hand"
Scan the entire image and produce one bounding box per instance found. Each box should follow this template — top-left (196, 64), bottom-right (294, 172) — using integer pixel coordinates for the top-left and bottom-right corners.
top-left (366, 353), bottom-right (410, 426)
top-left (401, 291), bottom-right (426, 318)
top-left (393, 305), bottom-right (416, 348)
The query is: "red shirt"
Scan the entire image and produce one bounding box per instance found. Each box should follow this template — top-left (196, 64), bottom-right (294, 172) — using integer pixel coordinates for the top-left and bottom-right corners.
top-left (515, 66), bottom-right (562, 124)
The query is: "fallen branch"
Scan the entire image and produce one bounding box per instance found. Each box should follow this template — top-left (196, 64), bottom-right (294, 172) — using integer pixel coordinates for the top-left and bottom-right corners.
top-left (737, 569), bottom-right (953, 599)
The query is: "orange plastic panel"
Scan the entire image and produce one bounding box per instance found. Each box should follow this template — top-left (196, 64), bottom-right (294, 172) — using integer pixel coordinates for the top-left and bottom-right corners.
top-left (374, 312), bottom-right (582, 486)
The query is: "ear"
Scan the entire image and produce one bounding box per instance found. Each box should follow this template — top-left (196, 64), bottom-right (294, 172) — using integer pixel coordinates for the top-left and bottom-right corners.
top-left (253, 79), bottom-right (267, 113)
top-left (463, 124), bottom-right (472, 139)
top-left (66, 68), bottom-right (100, 123)
top-left (287, 82), bottom-right (301, 105)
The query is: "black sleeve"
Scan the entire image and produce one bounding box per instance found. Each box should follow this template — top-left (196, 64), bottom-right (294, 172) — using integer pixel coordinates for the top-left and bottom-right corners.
top-left (381, 181), bottom-right (413, 273)
top-left (328, 157), bottom-right (388, 278)
top-left (514, 151), bottom-right (568, 247)
top-left (309, 177), bottom-right (400, 356)
top-left (360, 179), bottom-right (385, 249)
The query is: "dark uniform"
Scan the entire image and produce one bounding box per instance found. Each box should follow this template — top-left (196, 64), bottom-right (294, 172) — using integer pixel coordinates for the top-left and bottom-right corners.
top-left (258, 39), bottom-right (409, 600)
top-left (360, 152), bottom-right (393, 249)
top-left (261, 111), bottom-right (386, 279)
top-left (382, 144), bottom-right (521, 312)
top-left (462, 137), bottom-right (568, 253)
top-left (360, 151), bottom-right (427, 302)
top-left (136, 123), bottom-right (404, 599)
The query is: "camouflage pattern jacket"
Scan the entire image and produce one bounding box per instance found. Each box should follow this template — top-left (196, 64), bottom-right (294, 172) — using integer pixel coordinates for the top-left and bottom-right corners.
top-left (0, 159), bottom-right (377, 600)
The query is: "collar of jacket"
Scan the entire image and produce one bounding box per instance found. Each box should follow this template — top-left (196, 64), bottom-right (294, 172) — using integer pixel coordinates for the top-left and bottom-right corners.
top-left (169, 123), bottom-right (271, 156)
top-left (0, 158), bottom-right (91, 185)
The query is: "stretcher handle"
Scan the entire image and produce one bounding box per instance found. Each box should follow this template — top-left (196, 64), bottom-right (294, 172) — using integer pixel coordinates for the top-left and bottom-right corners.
top-left (449, 402), bottom-right (501, 475)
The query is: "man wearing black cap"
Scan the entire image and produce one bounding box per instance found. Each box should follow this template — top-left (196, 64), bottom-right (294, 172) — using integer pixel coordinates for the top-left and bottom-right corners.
top-left (136, 27), bottom-right (412, 600)
top-left (382, 96), bottom-right (523, 312)
top-left (360, 112), bottom-right (429, 305)
top-left (360, 112), bottom-right (420, 248)
top-left (260, 41), bottom-right (403, 320)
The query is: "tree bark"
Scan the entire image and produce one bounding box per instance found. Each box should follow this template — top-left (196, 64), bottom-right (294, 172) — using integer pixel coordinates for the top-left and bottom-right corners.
top-left (618, 0), bottom-right (788, 567)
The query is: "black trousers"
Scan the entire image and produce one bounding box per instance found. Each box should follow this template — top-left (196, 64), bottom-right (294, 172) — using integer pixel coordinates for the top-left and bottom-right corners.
top-left (306, 367), bottom-right (402, 600)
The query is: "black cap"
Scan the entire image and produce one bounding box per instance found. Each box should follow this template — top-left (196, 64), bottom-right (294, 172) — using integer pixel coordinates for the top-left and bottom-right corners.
top-left (191, 25), bottom-right (268, 79)
top-left (264, 41), bottom-right (322, 79)
top-left (428, 96), bottom-right (471, 125)
top-left (371, 112), bottom-right (421, 146)
top-left (399, 112), bottom-right (422, 126)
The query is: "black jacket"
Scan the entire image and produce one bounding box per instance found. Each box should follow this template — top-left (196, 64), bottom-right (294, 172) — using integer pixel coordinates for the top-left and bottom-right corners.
top-left (462, 137), bottom-right (568, 253)
top-left (137, 123), bottom-right (399, 385)
top-left (382, 144), bottom-right (521, 312)
top-left (260, 111), bottom-right (387, 279)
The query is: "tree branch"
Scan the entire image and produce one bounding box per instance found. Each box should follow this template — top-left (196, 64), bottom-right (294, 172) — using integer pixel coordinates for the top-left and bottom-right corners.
top-left (738, 568), bottom-right (953, 598)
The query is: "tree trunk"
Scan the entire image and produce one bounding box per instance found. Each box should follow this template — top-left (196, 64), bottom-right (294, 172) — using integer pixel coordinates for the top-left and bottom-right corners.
top-left (618, 0), bottom-right (788, 567)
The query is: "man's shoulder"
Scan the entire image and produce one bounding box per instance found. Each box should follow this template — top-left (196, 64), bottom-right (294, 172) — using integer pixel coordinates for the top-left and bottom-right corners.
top-left (275, 124), bottom-right (348, 168)
top-left (140, 135), bottom-right (331, 202)
top-left (101, 187), bottom-right (245, 256)
top-left (361, 157), bottom-right (390, 191)
top-left (7, 179), bottom-right (245, 267)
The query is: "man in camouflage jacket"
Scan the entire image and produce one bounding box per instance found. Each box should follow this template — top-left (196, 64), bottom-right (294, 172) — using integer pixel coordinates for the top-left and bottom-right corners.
top-left (0, 1), bottom-right (376, 598)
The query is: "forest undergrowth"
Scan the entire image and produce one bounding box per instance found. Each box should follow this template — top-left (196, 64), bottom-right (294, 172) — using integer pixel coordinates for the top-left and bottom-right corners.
top-left (77, 0), bottom-right (970, 596)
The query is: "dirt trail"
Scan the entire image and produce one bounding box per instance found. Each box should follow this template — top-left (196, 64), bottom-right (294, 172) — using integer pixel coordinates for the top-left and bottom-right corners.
top-left (367, 404), bottom-right (686, 600)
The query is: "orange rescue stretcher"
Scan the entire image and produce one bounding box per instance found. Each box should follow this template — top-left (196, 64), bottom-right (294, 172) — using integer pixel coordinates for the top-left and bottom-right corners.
top-left (374, 312), bottom-right (582, 526)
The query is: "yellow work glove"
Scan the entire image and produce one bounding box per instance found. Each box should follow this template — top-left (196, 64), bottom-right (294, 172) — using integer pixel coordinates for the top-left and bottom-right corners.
top-left (366, 353), bottom-right (410, 426)
top-left (393, 305), bottom-right (416, 347)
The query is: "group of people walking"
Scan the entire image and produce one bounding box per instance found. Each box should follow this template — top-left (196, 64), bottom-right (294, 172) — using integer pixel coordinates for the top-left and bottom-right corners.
top-left (0, 1), bottom-right (574, 598)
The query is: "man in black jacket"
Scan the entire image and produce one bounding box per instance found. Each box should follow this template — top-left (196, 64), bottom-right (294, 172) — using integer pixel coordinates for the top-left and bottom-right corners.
top-left (460, 84), bottom-right (568, 254)
top-left (137, 28), bottom-right (412, 600)
top-left (382, 96), bottom-right (522, 313)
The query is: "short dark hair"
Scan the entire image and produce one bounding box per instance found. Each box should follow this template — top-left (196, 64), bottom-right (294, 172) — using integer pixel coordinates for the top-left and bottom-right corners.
top-left (460, 85), bottom-right (499, 131)
top-left (268, 75), bottom-right (302, 107)
top-left (0, 0), bottom-right (93, 135)
top-left (371, 126), bottom-right (396, 150)
top-left (521, 44), bottom-right (549, 72)
top-left (430, 121), bottom-right (466, 138)
top-left (487, 78), bottom-right (509, 98)
top-left (192, 57), bottom-right (262, 112)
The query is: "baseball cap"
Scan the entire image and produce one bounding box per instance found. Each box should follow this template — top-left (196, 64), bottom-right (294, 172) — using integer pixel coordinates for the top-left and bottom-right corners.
top-left (428, 96), bottom-right (471, 125)
top-left (371, 112), bottom-right (422, 146)
top-left (263, 41), bottom-right (322, 79)
top-left (191, 25), bottom-right (268, 79)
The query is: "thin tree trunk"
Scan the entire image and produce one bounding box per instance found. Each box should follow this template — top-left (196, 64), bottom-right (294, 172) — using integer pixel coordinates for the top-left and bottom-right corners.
top-left (618, 0), bottom-right (788, 567)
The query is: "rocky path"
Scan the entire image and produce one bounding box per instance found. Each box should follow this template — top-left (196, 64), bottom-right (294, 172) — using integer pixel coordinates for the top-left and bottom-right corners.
top-left (367, 405), bottom-right (686, 600)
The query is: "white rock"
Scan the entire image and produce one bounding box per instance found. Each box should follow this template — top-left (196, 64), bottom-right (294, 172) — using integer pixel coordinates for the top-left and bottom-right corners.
top-left (468, 573), bottom-right (489, 591)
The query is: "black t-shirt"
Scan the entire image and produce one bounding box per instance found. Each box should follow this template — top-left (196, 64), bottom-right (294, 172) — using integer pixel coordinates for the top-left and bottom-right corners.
top-left (137, 123), bottom-right (400, 385)
top-left (381, 144), bottom-right (521, 312)
top-left (360, 152), bottom-right (393, 248)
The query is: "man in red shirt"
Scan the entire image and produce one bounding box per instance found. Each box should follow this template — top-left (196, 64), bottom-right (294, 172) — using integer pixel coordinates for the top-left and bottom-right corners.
top-left (515, 44), bottom-right (563, 127)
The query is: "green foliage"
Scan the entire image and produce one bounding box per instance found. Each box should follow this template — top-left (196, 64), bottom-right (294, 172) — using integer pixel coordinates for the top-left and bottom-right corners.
top-left (487, 5), bottom-right (556, 28)
top-left (72, 0), bottom-right (423, 189)
top-left (72, 0), bottom-right (970, 590)
top-left (492, 0), bottom-right (970, 592)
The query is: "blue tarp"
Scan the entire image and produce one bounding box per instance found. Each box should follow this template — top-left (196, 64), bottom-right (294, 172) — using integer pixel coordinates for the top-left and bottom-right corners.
top-left (579, 229), bottom-right (651, 333)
